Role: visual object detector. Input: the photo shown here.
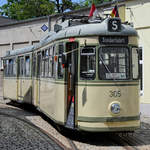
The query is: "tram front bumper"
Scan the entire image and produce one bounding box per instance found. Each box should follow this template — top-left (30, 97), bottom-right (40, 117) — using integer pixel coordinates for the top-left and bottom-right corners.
top-left (77, 116), bottom-right (140, 132)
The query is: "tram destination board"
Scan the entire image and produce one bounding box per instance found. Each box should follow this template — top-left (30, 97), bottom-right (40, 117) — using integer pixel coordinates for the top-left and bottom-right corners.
top-left (99, 36), bottom-right (128, 45)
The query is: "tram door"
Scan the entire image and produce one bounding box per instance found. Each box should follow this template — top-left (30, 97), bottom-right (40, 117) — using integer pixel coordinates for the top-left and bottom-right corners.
top-left (65, 42), bottom-right (78, 129)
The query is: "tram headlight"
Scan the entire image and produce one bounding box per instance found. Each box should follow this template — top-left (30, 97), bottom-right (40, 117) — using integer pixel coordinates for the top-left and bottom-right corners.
top-left (111, 103), bottom-right (120, 114)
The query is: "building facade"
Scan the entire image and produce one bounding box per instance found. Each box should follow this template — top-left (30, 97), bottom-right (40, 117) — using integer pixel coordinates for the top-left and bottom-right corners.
top-left (125, 0), bottom-right (150, 103)
top-left (0, 0), bottom-right (149, 103)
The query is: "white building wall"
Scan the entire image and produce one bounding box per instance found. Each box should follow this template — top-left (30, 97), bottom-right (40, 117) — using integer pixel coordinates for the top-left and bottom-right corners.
top-left (0, 20), bottom-right (49, 48)
top-left (126, 0), bottom-right (150, 103)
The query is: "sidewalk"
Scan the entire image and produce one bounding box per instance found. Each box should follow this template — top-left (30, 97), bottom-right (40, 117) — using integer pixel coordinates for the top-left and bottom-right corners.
top-left (140, 103), bottom-right (150, 117)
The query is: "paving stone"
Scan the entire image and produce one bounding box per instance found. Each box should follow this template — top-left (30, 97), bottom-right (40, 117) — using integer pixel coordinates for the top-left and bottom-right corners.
top-left (0, 115), bottom-right (63, 150)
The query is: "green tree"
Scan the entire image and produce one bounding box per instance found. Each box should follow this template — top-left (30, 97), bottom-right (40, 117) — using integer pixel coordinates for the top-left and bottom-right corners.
top-left (53, 0), bottom-right (80, 13)
top-left (73, 0), bottom-right (112, 10)
top-left (0, 0), bottom-right (112, 20)
top-left (84, 0), bottom-right (112, 6)
top-left (0, 0), bottom-right (55, 20)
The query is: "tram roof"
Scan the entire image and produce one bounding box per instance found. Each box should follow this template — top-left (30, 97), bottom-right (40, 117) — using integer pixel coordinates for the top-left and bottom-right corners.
top-left (4, 18), bottom-right (138, 58)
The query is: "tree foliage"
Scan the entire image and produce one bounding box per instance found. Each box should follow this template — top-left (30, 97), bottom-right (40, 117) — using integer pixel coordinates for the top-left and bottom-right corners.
top-left (0, 0), bottom-right (55, 20)
top-left (77, 0), bottom-right (112, 8)
top-left (52, 0), bottom-right (80, 13)
top-left (0, 0), bottom-right (112, 20)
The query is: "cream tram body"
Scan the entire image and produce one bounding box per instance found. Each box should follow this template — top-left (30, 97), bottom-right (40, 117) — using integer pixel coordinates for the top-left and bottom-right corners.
top-left (3, 18), bottom-right (140, 132)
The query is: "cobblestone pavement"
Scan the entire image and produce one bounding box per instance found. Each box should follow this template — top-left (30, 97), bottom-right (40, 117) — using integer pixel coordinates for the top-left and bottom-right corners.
top-left (0, 114), bottom-right (63, 150)
top-left (0, 102), bottom-right (72, 150)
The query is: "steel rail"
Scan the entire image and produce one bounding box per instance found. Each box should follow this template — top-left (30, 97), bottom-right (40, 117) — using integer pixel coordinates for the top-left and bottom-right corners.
top-left (107, 133), bottom-right (144, 150)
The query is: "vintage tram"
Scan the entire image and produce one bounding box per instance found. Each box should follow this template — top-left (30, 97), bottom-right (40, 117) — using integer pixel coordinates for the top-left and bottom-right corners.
top-left (3, 16), bottom-right (140, 132)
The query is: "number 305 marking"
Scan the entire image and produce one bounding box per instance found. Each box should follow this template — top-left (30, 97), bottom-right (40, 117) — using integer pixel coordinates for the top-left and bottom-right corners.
top-left (109, 91), bottom-right (121, 97)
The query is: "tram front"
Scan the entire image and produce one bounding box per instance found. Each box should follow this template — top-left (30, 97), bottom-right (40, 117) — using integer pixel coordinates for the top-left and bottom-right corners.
top-left (77, 18), bottom-right (140, 132)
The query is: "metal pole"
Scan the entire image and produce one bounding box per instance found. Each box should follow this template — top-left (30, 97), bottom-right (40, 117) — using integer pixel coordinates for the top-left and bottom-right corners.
top-left (48, 15), bottom-right (51, 32)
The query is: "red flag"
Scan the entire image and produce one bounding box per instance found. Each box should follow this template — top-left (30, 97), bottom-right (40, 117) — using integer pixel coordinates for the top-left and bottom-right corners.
top-left (111, 5), bottom-right (119, 18)
top-left (89, 3), bottom-right (96, 17)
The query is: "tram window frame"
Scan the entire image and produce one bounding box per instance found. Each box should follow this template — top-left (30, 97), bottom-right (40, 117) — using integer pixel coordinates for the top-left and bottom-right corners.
top-left (25, 55), bottom-right (30, 77)
top-left (8, 59), bottom-right (12, 76)
top-left (58, 43), bottom-right (64, 79)
top-left (98, 46), bottom-right (130, 80)
top-left (80, 46), bottom-right (96, 80)
top-left (5, 59), bottom-right (9, 77)
top-left (132, 47), bottom-right (139, 80)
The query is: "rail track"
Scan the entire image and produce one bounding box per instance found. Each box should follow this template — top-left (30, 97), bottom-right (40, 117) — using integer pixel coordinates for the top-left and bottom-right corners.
top-left (0, 103), bottom-right (78, 150)
top-left (107, 133), bottom-right (147, 150)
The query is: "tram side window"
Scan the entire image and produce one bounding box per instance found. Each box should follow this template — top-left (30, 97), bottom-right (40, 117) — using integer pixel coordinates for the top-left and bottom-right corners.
top-left (4, 60), bottom-right (8, 76)
top-left (52, 45), bottom-right (56, 78)
top-left (132, 48), bottom-right (139, 79)
top-left (49, 46), bottom-right (53, 77)
top-left (32, 54), bottom-right (36, 77)
top-left (4, 59), bottom-right (10, 77)
top-left (25, 56), bottom-right (30, 77)
top-left (19, 58), bottom-right (24, 77)
top-left (80, 46), bottom-right (96, 80)
top-left (3, 60), bottom-right (6, 76)
top-left (58, 43), bottom-right (64, 79)
top-left (12, 58), bottom-right (16, 76)
top-left (8, 59), bottom-right (14, 76)
top-left (41, 51), bottom-right (45, 77)
top-left (45, 49), bottom-right (49, 77)
top-left (37, 53), bottom-right (41, 78)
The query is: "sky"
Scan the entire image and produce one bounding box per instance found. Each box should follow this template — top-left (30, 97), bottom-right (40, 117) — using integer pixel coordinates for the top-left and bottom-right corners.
top-left (0, 0), bottom-right (7, 6)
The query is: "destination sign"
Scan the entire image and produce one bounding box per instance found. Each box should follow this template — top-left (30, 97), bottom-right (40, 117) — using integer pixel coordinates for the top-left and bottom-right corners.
top-left (99, 36), bottom-right (128, 45)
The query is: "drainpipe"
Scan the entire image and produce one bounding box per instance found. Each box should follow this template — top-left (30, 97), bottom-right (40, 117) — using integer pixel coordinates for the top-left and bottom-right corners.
top-left (48, 15), bottom-right (51, 32)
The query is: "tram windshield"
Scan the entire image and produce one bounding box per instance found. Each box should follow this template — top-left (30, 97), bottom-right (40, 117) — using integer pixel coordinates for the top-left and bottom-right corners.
top-left (99, 47), bottom-right (130, 80)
